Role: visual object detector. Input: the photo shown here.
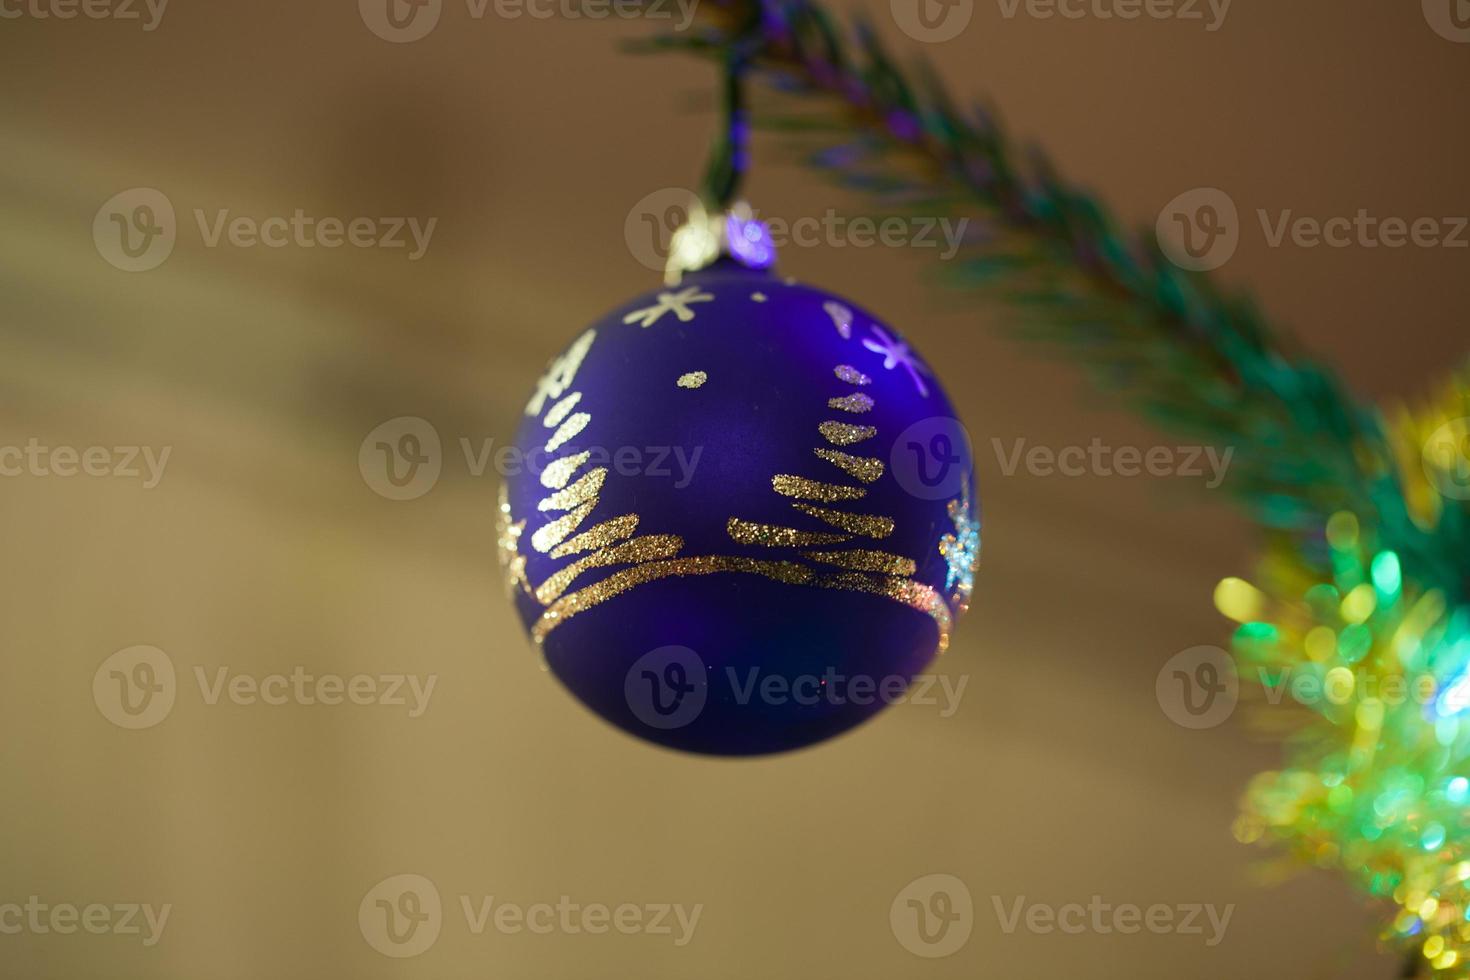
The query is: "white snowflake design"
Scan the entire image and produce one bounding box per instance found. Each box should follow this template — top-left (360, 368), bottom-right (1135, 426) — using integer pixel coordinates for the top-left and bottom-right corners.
top-left (861, 325), bottom-right (932, 396)
top-left (622, 286), bottom-right (715, 329)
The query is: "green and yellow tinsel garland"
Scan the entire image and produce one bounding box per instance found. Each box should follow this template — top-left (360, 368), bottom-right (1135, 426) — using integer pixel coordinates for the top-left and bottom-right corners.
top-left (1222, 374), bottom-right (1470, 974)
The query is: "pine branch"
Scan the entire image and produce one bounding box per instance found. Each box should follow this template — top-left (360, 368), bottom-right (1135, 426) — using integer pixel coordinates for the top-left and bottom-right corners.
top-left (629, 0), bottom-right (1446, 590)
top-left (621, 8), bottom-right (1469, 971)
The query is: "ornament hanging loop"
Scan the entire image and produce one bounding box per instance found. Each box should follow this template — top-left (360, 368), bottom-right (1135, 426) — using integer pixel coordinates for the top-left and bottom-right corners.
top-left (701, 46), bottom-right (750, 211)
top-left (665, 40), bottom-right (777, 285)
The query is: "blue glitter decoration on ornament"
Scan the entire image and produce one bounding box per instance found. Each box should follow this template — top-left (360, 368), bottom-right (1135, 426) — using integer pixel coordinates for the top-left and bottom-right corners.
top-left (499, 259), bottom-right (978, 755)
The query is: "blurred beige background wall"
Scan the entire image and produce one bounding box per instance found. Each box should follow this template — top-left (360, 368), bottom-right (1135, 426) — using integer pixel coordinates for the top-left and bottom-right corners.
top-left (1, 1), bottom-right (1466, 977)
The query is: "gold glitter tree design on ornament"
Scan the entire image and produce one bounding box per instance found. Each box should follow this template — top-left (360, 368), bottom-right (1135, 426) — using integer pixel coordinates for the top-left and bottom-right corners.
top-left (497, 296), bottom-right (955, 651)
top-left (724, 348), bottom-right (953, 650)
top-left (500, 299), bottom-right (812, 642)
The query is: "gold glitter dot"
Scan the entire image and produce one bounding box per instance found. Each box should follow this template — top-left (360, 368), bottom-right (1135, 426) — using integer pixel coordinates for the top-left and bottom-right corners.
top-left (814, 448), bottom-right (884, 484)
top-left (791, 503), bottom-right (895, 539)
top-left (677, 371), bottom-right (708, 389)
top-left (726, 517), bottom-right (849, 547)
top-left (828, 393), bottom-right (875, 414)
top-left (750, 292), bottom-right (767, 303)
top-left (772, 474), bottom-right (866, 502)
top-left (818, 421), bottom-right (877, 446)
top-left (835, 365), bottom-right (871, 385)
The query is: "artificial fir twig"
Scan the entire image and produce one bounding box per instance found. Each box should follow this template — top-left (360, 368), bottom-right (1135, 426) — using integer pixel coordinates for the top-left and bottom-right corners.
top-left (623, 0), bottom-right (1470, 972)
top-left (630, 0), bottom-right (1442, 587)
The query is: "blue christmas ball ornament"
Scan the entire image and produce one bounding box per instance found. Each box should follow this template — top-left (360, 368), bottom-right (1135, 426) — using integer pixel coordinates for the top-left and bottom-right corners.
top-left (498, 215), bottom-right (979, 755)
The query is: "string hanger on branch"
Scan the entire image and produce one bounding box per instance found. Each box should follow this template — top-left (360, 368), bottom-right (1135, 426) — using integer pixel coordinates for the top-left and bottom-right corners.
top-left (663, 19), bottom-right (778, 285)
